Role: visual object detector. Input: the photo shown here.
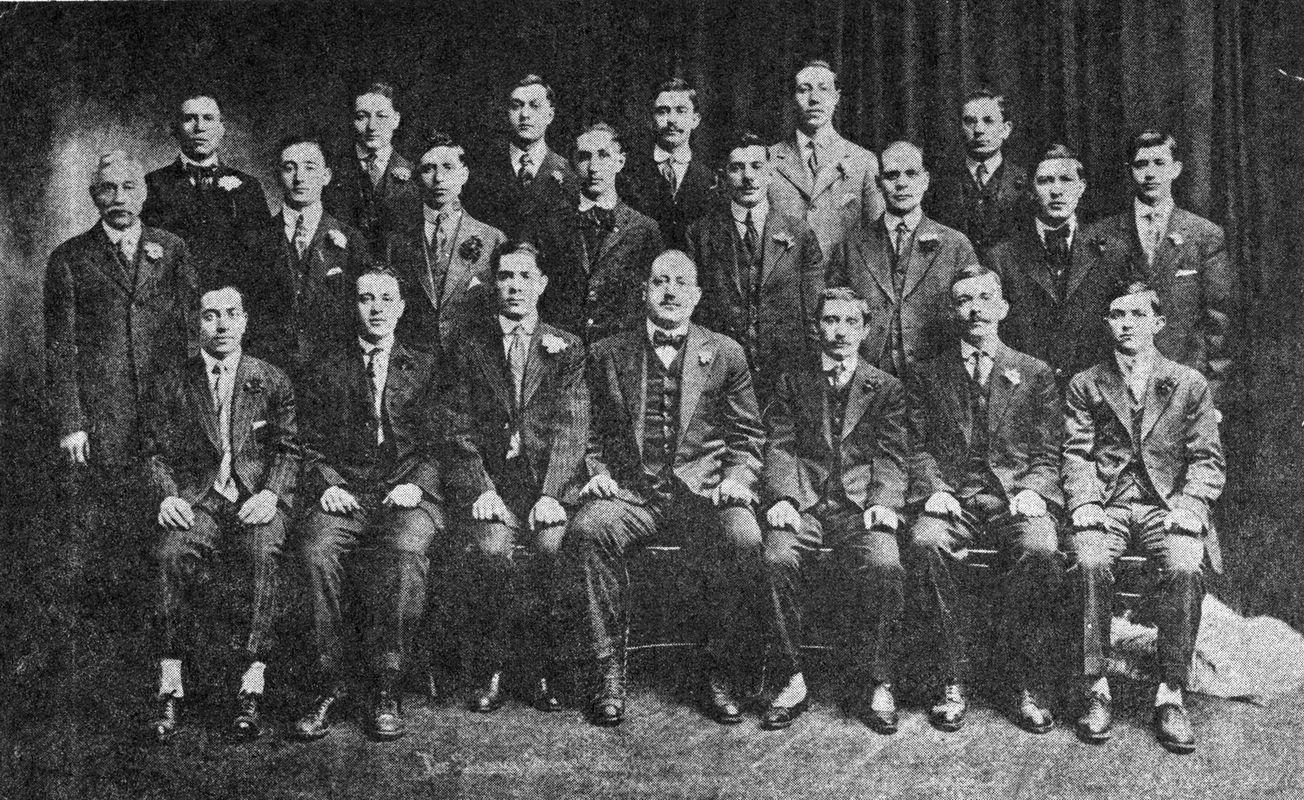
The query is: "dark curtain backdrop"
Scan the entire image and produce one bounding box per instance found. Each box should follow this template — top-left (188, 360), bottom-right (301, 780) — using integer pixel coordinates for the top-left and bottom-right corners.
top-left (0, 1), bottom-right (1301, 623)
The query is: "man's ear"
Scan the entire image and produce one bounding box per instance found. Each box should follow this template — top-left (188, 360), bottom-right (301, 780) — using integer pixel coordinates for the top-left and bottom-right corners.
top-left (1154, 314), bottom-right (1166, 333)
top-left (322, 167), bottom-right (333, 187)
top-left (1171, 160), bottom-right (1183, 181)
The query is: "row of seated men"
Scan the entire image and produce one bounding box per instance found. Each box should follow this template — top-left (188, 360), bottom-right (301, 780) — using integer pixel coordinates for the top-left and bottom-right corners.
top-left (43, 62), bottom-right (1229, 757)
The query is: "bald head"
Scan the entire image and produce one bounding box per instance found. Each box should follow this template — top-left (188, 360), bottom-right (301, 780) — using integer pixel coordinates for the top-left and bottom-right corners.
top-left (877, 141), bottom-right (930, 216)
top-left (90, 151), bottom-right (147, 230)
top-left (645, 249), bottom-right (701, 328)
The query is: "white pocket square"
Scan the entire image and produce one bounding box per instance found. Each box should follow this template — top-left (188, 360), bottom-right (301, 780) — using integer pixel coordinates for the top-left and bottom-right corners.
top-left (1174, 269), bottom-right (1199, 277)
top-left (468, 275), bottom-right (482, 288)
top-left (251, 420), bottom-right (267, 430)
top-left (325, 266), bottom-right (343, 277)
top-left (840, 193), bottom-right (858, 207)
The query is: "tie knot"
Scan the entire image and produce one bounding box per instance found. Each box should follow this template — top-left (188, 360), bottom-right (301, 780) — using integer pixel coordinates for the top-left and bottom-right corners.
top-left (511, 324), bottom-right (527, 337)
top-left (896, 221), bottom-right (909, 234)
top-left (211, 363), bottom-right (223, 376)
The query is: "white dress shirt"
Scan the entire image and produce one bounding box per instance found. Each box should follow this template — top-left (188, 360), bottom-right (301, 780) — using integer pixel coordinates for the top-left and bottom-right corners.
top-left (510, 140), bottom-right (549, 178)
top-left (1115, 349), bottom-right (1155, 403)
top-left (357, 144), bottom-right (393, 177)
top-left (647, 319), bottom-right (689, 369)
top-left (821, 353), bottom-right (858, 390)
top-left (283, 202), bottom-right (324, 248)
top-left (578, 194), bottom-right (619, 213)
top-left (1036, 215), bottom-right (1077, 250)
top-left (361, 334), bottom-right (394, 444)
top-left (731, 200), bottom-right (769, 242)
top-left (654, 144), bottom-right (692, 191)
top-left (960, 340), bottom-right (994, 385)
top-left (1134, 197), bottom-right (1174, 263)
top-left (202, 348), bottom-right (241, 501)
top-left (966, 152), bottom-right (1004, 185)
top-left (102, 220), bottom-right (143, 262)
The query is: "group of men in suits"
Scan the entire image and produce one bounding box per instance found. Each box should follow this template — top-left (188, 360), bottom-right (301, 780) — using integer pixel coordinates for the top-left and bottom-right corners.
top-left (43, 59), bottom-right (1231, 756)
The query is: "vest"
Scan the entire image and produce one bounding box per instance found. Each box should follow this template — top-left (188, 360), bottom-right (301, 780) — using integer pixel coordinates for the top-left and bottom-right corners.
top-left (641, 341), bottom-right (685, 489)
top-left (957, 373), bottom-right (997, 499)
top-left (825, 379), bottom-right (852, 499)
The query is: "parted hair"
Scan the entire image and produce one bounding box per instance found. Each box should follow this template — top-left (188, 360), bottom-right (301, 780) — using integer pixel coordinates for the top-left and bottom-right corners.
top-left (276, 133), bottom-right (331, 163)
top-left (726, 131), bottom-right (769, 158)
top-left (816, 287), bottom-right (871, 321)
top-left (963, 87), bottom-right (1010, 124)
top-left (1107, 280), bottom-right (1164, 314)
top-left (421, 130), bottom-right (466, 165)
top-left (579, 121), bottom-right (625, 153)
top-left (354, 81), bottom-right (399, 112)
top-left (1036, 143), bottom-right (1085, 180)
top-left (1127, 128), bottom-right (1179, 162)
top-left (511, 73), bottom-right (556, 106)
top-left (491, 240), bottom-right (546, 275)
top-left (949, 262), bottom-right (1004, 293)
top-left (357, 267), bottom-right (405, 299)
top-left (797, 58), bottom-right (839, 88)
top-left (653, 77), bottom-right (699, 112)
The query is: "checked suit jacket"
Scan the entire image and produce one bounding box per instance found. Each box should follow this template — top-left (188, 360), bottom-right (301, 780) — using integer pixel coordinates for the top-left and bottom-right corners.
top-left (767, 133), bottom-right (884, 258)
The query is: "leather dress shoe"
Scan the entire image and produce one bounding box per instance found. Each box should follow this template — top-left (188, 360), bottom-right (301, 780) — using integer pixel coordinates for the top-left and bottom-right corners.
top-left (371, 690), bottom-right (406, 741)
top-left (1017, 687), bottom-right (1055, 734)
top-left (761, 696), bottom-right (807, 730)
top-left (705, 670), bottom-right (744, 725)
top-left (1154, 703), bottom-right (1196, 754)
top-left (929, 684), bottom-right (967, 732)
top-left (865, 684), bottom-right (899, 735)
top-left (471, 671), bottom-right (506, 714)
top-left (591, 657), bottom-right (625, 727)
top-left (1076, 691), bottom-right (1113, 743)
top-left (532, 676), bottom-right (563, 713)
top-left (292, 685), bottom-right (345, 741)
top-left (151, 693), bottom-right (181, 743)
top-left (233, 692), bottom-right (263, 740)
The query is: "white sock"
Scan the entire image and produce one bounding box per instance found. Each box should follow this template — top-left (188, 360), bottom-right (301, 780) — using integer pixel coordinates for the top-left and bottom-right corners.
top-left (773, 672), bottom-right (807, 707)
top-left (239, 661), bottom-right (266, 696)
top-left (1090, 676), bottom-right (1111, 700)
top-left (1155, 682), bottom-right (1184, 708)
top-left (159, 659), bottom-right (184, 698)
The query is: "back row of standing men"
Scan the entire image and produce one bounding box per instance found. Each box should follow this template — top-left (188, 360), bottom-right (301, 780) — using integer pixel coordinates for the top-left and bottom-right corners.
top-left (43, 59), bottom-right (1229, 754)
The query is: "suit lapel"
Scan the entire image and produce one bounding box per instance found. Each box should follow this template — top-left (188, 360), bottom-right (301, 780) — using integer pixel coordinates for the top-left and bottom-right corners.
top-left (229, 356), bottom-right (257, 455)
top-left (442, 215), bottom-right (478, 304)
top-left (1141, 358), bottom-right (1178, 441)
top-left (839, 361), bottom-right (875, 440)
top-left (132, 230), bottom-right (167, 299)
top-left (1064, 227), bottom-right (1096, 300)
top-left (1149, 210), bottom-right (1188, 290)
top-left (809, 137), bottom-right (849, 201)
top-left (939, 355), bottom-right (974, 447)
top-left (87, 226), bottom-right (136, 295)
top-left (520, 327), bottom-right (549, 410)
top-left (473, 326), bottom-right (515, 413)
top-left (594, 204), bottom-right (632, 266)
top-left (760, 214), bottom-right (793, 289)
top-left (383, 343), bottom-right (417, 419)
top-left (1015, 225), bottom-right (1059, 302)
top-left (189, 358), bottom-right (222, 452)
top-left (985, 346), bottom-right (1018, 436)
top-left (773, 141), bottom-right (813, 200)
top-left (860, 221), bottom-right (897, 300)
top-left (674, 325), bottom-right (713, 455)
top-left (1096, 362), bottom-right (1134, 434)
top-left (901, 218), bottom-right (943, 300)
top-left (813, 373), bottom-right (834, 449)
top-left (715, 212), bottom-right (745, 299)
top-left (611, 332), bottom-right (646, 459)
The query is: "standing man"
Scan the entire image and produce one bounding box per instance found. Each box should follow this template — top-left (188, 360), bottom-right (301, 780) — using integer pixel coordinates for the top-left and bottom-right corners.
top-left (521, 122), bottom-right (663, 345)
top-left (927, 88), bottom-right (1029, 260)
top-left (564, 250), bottom-right (768, 727)
top-left (1085, 130), bottom-right (1233, 405)
top-left (903, 265), bottom-right (1064, 735)
top-left (143, 93), bottom-right (270, 292)
top-left (448, 241), bottom-right (588, 714)
top-left (253, 134), bottom-right (371, 372)
top-left (989, 144), bottom-right (1123, 388)
top-left (686, 132), bottom-right (823, 400)
top-left (827, 140), bottom-right (981, 376)
top-left (463, 74), bottom-right (580, 236)
top-left (322, 82), bottom-right (422, 258)
top-left (384, 132), bottom-right (506, 354)
top-left (45, 151), bottom-right (197, 611)
top-left (625, 78), bottom-right (720, 247)
top-left (760, 288), bottom-right (908, 733)
top-left (147, 286), bottom-right (299, 742)
top-left (293, 269), bottom-right (475, 741)
top-left (1063, 282), bottom-right (1224, 754)
top-left (768, 59), bottom-right (883, 258)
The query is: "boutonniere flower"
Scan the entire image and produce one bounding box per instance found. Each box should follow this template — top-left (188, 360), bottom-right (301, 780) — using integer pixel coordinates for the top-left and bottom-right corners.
top-left (772, 232), bottom-right (794, 249)
top-left (142, 242), bottom-right (164, 261)
top-left (326, 229), bottom-right (348, 249)
top-left (1168, 232), bottom-right (1184, 246)
top-left (458, 236), bottom-right (484, 263)
top-left (217, 175), bottom-right (242, 192)
top-left (551, 170), bottom-right (565, 184)
top-left (698, 351), bottom-right (713, 366)
top-left (242, 377), bottom-right (265, 395)
top-left (1003, 367), bottom-right (1022, 386)
top-left (917, 233), bottom-right (940, 254)
top-left (1156, 377), bottom-right (1177, 397)
top-left (392, 353), bottom-right (411, 371)
top-left (836, 161), bottom-right (849, 180)
top-left (540, 333), bottom-right (568, 354)
top-left (391, 166), bottom-right (411, 182)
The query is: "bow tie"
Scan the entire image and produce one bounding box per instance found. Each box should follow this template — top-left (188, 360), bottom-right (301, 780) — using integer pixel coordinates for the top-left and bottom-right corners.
top-left (187, 164), bottom-right (219, 181)
top-left (581, 206), bottom-right (616, 232)
top-left (651, 329), bottom-right (686, 349)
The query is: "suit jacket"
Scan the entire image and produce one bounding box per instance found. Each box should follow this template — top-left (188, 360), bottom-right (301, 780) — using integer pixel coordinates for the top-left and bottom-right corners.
top-left (147, 353), bottom-right (299, 509)
top-left (1063, 353), bottom-right (1225, 569)
top-left (988, 219), bottom-right (1125, 385)
top-left (585, 323), bottom-right (764, 505)
top-left (299, 340), bottom-right (484, 506)
top-left (623, 153), bottom-right (722, 247)
top-left (450, 319), bottom-right (589, 504)
top-left (383, 210), bottom-right (506, 354)
top-left (142, 158), bottom-right (270, 291)
top-left (762, 360), bottom-right (907, 514)
top-left (1084, 208), bottom-right (1233, 403)
top-left (767, 133), bottom-right (884, 258)
top-left (520, 201), bottom-right (664, 344)
top-left (322, 149), bottom-right (423, 259)
top-left (463, 142), bottom-right (581, 237)
top-left (250, 209), bottom-right (371, 371)
top-left (905, 344), bottom-right (1063, 509)
top-left (927, 158), bottom-right (1030, 260)
top-left (827, 214), bottom-right (981, 372)
top-left (44, 224), bottom-right (197, 465)
top-left (685, 207), bottom-right (824, 390)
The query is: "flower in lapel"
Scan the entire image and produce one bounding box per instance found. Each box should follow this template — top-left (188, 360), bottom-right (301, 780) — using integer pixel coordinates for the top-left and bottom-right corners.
top-left (1155, 376), bottom-right (1177, 399)
top-left (458, 235), bottom-right (484, 263)
top-left (1003, 367), bottom-right (1022, 387)
top-left (391, 166), bottom-right (411, 182)
top-left (772, 231), bottom-right (794, 250)
top-left (326, 229), bottom-right (348, 249)
top-left (698, 351), bottom-right (713, 366)
top-left (540, 333), bottom-right (568, 354)
top-left (1168, 231), bottom-right (1184, 247)
top-left (551, 170), bottom-right (565, 184)
top-left (242, 376), bottom-right (265, 395)
top-left (917, 232), bottom-right (940, 255)
top-left (391, 350), bottom-right (412, 371)
top-left (217, 175), bottom-right (242, 192)
top-left (142, 242), bottom-right (164, 261)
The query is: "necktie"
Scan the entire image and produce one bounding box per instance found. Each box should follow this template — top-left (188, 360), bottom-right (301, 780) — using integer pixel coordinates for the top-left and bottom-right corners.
top-left (806, 141), bottom-right (819, 177)
top-left (188, 164), bottom-right (218, 188)
top-left (292, 214), bottom-right (309, 259)
top-left (211, 364), bottom-right (238, 502)
top-left (968, 350), bottom-right (989, 386)
top-left (825, 363), bottom-right (845, 389)
top-left (893, 221), bottom-right (910, 257)
top-left (507, 325), bottom-right (528, 404)
top-left (660, 159), bottom-right (678, 195)
top-left (365, 154), bottom-right (383, 188)
top-left (652, 329), bottom-right (686, 349)
top-left (435, 212), bottom-right (449, 255)
top-left (743, 210), bottom-right (760, 268)
top-left (367, 347), bottom-right (385, 445)
top-left (118, 235), bottom-right (135, 265)
top-left (974, 161), bottom-right (989, 188)
top-left (518, 153), bottom-right (534, 187)
top-left (1143, 211), bottom-right (1165, 266)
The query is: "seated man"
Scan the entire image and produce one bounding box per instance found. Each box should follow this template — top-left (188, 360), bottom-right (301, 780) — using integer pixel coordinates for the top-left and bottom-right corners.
top-left (761, 287), bottom-right (908, 733)
top-left (146, 286), bottom-right (299, 742)
top-left (904, 264), bottom-right (1064, 734)
top-left (1063, 282), bottom-right (1224, 754)
top-left (292, 269), bottom-right (478, 741)
top-left (563, 250), bottom-right (767, 727)
top-left (448, 241), bottom-right (588, 713)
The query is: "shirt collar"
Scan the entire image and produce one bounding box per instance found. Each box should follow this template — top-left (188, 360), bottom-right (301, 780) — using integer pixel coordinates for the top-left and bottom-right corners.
top-left (283, 202), bottom-right (323, 230)
top-left (357, 144), bottom-right (393, 166)
top-left (1036, 215), bottom-right (1077, 242)
top-left (1134, 197), bottom-right (1174, 222)
top-left (797, 128), bottom-right (838, 152)
top-left (499, 314), bottom-right (538, 337)
top-left (424, 203), bottom-right (462, 225)
top-left (101, 220), bottom-right (142, 244)
top-left (578, 195), bottom-right (619, 212)
top-left (731, 200), bottom-right (769, 226)
top-left (201, 348), bottom-right (241, 374)
top-left (820, 353), bottom-right (858, 375)
top-left (510, 140), bottom-right (549, 169)
top-left (654, 144), bottom-right (692, 165)
top-left (884, 207), bottom-right (924, 234)
top-left (359, 334), bottom-right (395, 355)
top-left (966, 152), bottom-right (1003, 180)
top-left (179, 152), bottom-right (219, 169)
top-left (647, 319), bottom-right (689, 343)
top-left (960, 340), bottom-right (995, 363)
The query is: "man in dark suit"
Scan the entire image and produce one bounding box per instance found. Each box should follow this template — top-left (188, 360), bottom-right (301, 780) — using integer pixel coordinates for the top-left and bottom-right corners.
top-left (45, 151), bottom-right (198, 615)
top-left (1084, 130), bottom-right (1233, 406)
top-left (760, 288), bottom-right (908, 733)
top-left (146, 286), bottom-right (299, 742)
top-left (904, 265), bottom-right (1064, 734)
top-left (989, 144), bottom-right (1123, 388)
top-left (828, 141), bottom-right (981, 377)
top-left (520, 123), bottom-right (664, 344)
top-left (383, 132), bottom-right (506, 355)
top-left (624, 78), bottom-right (720, 247)
top-left (463, 74), bottom-right (581, 236)
top-left (142, 93), bottom-right (270, 292)
top-left (563, 250), bottom-right (767, 727)
top-left (447, 241), bottom-right (588, 714)
top-left (768, 59), bottom-right (884, 258)
top-left (321, 82), bottom-right (422, 259)
top-left (251, 134), bottom-right (371, 372)
top-left (687, 132), bottom-right (823, 402)
top-left (292, 269), bottom-right (477, 741)
top-left (1063, 282), bottom-right (1224, 754)
top-left (926, 88), bottom-right (1029, 261)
